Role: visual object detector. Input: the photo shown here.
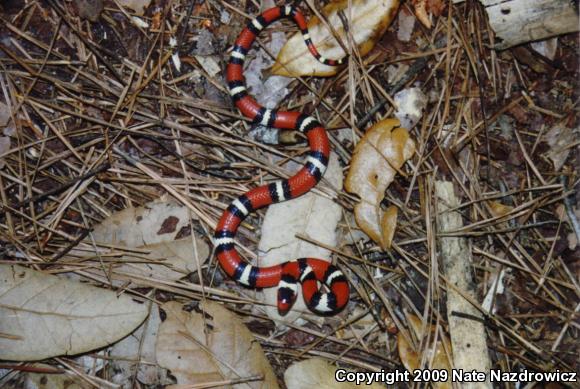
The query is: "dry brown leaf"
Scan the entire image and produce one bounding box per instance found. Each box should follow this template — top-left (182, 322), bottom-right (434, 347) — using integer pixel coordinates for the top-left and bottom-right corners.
top-left (411, 0), bottom-right (430, 28)
top-left (72, 199), bottom-right (209, 283)
top-left (380, 205), bottom-right (398, 249)
top-left (397, 314), bottom-right (452, 389)
top-left (284, 358), bottom-right (386, 388)
top-left (410, 0), bottom-right (446, 28)
top-left (345, 119), bottom-right (415, 250)
top-left (488, 200), bottom-right (514, 218)
top-left (427, 0), bottom-right (446, 15)
top-left (156, 301), bottom-right (279, 388)
top-left (272, 0), bottom-right (400, 77)
top-left (0, 264), bottom-right (148, 361)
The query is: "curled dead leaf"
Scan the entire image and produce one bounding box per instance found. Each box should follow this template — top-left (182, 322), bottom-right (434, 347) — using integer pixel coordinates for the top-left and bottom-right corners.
top-left (488, 200), bottom-right (514, 218)
top-left (272, 0), bottom-right (400, 77)
top-left (380, 205), bottom-right (398, 249)
top-left (411, 0), bottom-right (430, 28)
top-left (345, 119), bottom-right (415, 250)
top-left (410, 0), bottom-right (446, 28)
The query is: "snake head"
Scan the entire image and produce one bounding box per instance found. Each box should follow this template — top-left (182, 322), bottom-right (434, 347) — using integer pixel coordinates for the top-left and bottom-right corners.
top-left (277, 277), bottom-right (298, 315)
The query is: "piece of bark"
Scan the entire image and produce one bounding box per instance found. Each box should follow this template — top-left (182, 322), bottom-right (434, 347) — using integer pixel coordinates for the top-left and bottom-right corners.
top-left (452, 0), bottom-right (579, 49)
top-left (435, 181), bottom-right (492, 389)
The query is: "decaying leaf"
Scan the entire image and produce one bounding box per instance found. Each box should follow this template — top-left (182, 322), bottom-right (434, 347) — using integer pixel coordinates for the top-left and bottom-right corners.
top-left (488, 200), bottom-right (514, 218)
top-left (0, 97), bottom-right (22, 137)
top-left (337, 307), bottom-right (388, 344)
top-left (0, 101), bottom-right (14, 129)
top-left (345, 119), bottom-right (415, 250)
top-left (0, 136), bottom-right (9, 169)
top-left (117, 0), bottom-right (151, 16)
top-left (482, 268), bottom-right (507, 313)
top-left (410, 0), bottom-right (446, 28)
top-left (194, 55), bottom-right (221, 77)
top-left (12, 369), bottom-right (92, 389)
top-left (74, 0), bottom-right (103, 22)
top-left (72, 199), bottom-right (209, 283)
top-left (272, 0), bottom-right (400, 77)
top-left (156, 301), bottom-right (279, 388)
top-left (110, 304), bottom-right (168, 386)
top-left (555, 205), bottom-right (580, 250)
top-left (394, 87), bottom-right (428, 129)
top-left (130, 15), bottom-right (149, 28)
top-left (512, 46), bottom-right (552, 74)
top-left (545, 124), bottom-right (576, 171)
top-left (340, 212), bottom-right (371, 245)
top-left (397, 314), bottom-right (452, 389)
top-left (258, 154), bottom-right (343, 321)
top-left (397, 7), bottom-right (416, 42)
top-left (530, 37), bottom-right (558, 61)
top-left (0, 264), bottom-right (148, 361)
top-left (244, 28), bottom-right (292, 107)
top-left (411, 0), bottom-right (430, 28)
top-left (380, 205), bottom-right (398, 250)
top-left (284, 358), bottom-right (386, 389)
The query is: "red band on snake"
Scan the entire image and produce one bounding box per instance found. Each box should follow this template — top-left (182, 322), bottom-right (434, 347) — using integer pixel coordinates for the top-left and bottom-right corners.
top-left (215, 6), bottom-right (349, 316)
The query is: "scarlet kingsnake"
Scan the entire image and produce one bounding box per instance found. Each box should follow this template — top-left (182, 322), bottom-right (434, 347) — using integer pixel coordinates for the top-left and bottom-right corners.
top-left (214, 6), bottom-right (349, 315)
